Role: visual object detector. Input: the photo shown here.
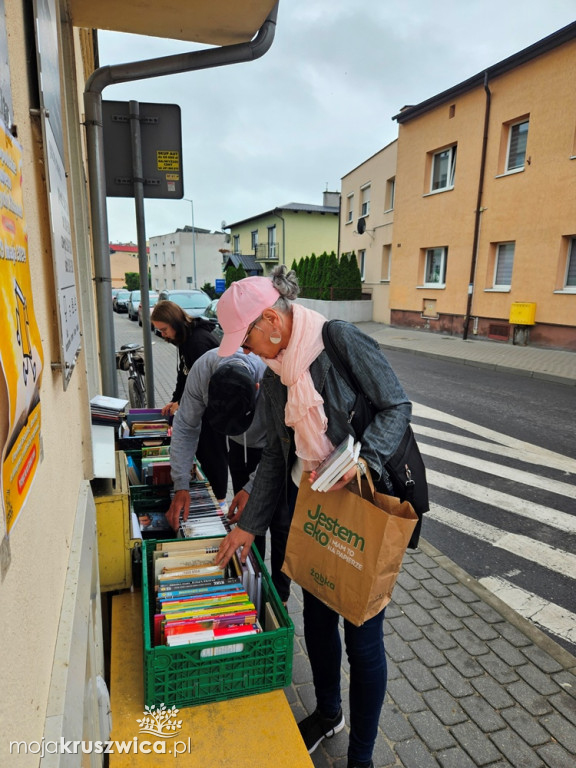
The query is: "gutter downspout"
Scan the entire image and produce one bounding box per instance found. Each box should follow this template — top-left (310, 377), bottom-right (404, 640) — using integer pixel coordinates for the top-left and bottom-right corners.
top-left (463, 70), bottom-right (491, 340)
top-left (84, 4), bottom-right (279, 395)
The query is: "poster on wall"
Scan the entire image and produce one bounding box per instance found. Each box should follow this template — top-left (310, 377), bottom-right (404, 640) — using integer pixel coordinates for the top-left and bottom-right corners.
top-left (34, 0), bottom-right (80, 389)
top-left (0, 0), bottom-right (14, 130)
top-left (0, 119), bottom-right (45, 533)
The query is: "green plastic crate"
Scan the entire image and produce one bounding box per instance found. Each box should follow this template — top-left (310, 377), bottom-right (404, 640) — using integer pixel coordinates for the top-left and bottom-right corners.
top-left (141, 538), bottom-right (294, 709)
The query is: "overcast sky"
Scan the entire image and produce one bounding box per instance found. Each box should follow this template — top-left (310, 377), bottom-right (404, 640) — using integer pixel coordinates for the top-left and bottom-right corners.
top-left (97, 1), bottom-right (575, 244)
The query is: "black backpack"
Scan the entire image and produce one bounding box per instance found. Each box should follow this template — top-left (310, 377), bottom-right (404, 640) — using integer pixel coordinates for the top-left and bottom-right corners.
top-left (322, 320), bottom-right (429, 549)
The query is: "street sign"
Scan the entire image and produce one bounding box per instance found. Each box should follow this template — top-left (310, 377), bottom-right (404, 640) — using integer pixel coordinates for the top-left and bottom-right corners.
top-left (215, 279), bottom-right (226, 294)
top-left (102, 101), bottom-right (183, 199)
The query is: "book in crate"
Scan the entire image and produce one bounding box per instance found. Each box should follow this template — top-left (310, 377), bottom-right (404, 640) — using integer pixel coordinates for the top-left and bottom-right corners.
top-left (141, 537), bottom-right (294, 708)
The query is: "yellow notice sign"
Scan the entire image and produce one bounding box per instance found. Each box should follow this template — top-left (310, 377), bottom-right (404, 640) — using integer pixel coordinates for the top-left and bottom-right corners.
top-left (157, 151), bottom-right (180, 171)
top-left (165, 174), bottom-right (180, 181)
top-left (0, 120), bottom-right (44, 533)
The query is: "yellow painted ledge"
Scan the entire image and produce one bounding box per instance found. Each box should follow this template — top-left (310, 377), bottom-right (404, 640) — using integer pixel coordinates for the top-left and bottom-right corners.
top-left (110, 591), bottom-right (313, 767)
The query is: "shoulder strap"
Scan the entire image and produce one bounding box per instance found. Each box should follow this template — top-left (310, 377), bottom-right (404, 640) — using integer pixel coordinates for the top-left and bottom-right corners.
top-left (322, 320), bottom-right (363, 397)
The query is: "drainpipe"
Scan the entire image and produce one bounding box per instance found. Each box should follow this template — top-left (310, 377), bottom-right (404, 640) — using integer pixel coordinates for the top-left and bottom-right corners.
top-left (273, 208), bottom-right (286, 266)
top-left (84, 4), bottom-right (279, 395)
top-left (463, 70), bottom-right (491, 341)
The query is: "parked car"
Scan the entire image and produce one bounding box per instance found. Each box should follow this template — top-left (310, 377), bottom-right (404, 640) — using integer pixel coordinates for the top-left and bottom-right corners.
top-left (127, 290), bottom-right (142, 321)
top-left (202, 298), bottom-right (219, 320)
top-left (157, 289), bottom-right (211, 316)
top-left (154, 289), bottom-right (212, 336)
top-left (113, 289), bottom-right (130, 313)
top-left (137, 292), bottom-right (159, 327)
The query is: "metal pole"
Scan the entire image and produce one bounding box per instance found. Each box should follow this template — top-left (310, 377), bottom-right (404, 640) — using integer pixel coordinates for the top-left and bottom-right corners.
top-left (184, 197), bottom-right (197, 288)
top-left (129, 100), bottom-right (155, 406)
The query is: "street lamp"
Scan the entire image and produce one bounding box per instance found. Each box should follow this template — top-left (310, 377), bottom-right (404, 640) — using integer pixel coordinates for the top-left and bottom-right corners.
top-left (183, 197), bottom-right (197, 288)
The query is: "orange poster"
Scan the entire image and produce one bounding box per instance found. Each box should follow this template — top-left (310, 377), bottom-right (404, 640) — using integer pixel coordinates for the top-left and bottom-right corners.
top-left (0, 119), bottom-right (44, 533)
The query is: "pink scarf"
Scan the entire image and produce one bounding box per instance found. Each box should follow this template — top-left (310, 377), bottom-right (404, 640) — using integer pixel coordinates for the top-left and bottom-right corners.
top-left (264, 303), bottom-right (335, 470)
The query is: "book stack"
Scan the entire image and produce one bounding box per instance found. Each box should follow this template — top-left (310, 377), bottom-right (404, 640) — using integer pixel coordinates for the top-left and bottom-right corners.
top-left (311, 435), bottom-right (361, 492)
top-left (176, 481), bottom-right (231, 539)
top-left (152, 538), bottom-right (263, 648)
top-left (90, 394), bottom-right (129, 426)
top-left (141, 446), bottom-right (172, 486)
top-left (129, 419), bottom-right (171, 438)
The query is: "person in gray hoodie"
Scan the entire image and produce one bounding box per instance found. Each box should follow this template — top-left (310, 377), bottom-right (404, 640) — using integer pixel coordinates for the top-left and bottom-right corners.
top-left (167, 347), bottom-right (291, 602)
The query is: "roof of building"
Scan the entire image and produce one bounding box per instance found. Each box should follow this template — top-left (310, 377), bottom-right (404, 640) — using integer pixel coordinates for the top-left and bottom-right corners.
top-left (223, 253), bottom-right (262, 273)
top-left (227, 202), bottom-right (339, 228)
top-left (109, 243), bottom-right (149, 254)
top-left (393, 20), bottom-right (576, 124)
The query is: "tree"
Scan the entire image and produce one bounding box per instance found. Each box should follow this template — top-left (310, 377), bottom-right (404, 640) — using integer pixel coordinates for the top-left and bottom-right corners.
top-left (201, 282), bottom-right (217, 299)
top-left (125, 272), bottom-right (139, 291)
top-left (225, 265), bottom-right (237, 288)
top-left (236, 264), bottom-right (247, 281)
top-left (347, 252), bottom-right (363, 300)
top-left (320, 251), bottom-right (339, 300)
top-left (307, 253), bottom-right (318, 298)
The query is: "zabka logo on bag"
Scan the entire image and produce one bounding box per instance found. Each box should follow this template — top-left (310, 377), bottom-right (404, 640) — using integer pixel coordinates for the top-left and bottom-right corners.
top-left (310, 568), bottom-right (335, 590)
top-left (303, 504), bottom-right (365, 551)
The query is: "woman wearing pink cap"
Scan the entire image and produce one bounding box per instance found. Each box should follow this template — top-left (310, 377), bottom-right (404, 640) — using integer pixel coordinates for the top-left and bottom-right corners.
top-left (215, 265), bottom-right (414, 768)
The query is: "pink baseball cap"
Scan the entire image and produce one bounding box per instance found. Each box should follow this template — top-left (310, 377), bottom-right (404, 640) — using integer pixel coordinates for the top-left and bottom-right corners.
top-left (216, 276), bottom-right (281, 356)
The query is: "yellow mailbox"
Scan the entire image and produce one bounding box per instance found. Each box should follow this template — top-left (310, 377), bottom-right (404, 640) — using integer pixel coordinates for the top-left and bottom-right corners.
top-left (509, 302), bottom-right (536, 325)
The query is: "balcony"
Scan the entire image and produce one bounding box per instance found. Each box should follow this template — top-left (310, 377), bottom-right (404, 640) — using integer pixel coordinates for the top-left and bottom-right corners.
top-left (255, 243), bottom-right (281, 262)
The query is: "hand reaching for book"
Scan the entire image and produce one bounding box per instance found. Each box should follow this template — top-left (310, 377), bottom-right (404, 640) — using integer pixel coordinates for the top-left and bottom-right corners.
top-left (167, 489), bottom-right (190, 530)
top-left (215, 528), bottom-right (255, 568)
top-left (228, 490), bottom-right (249, 524)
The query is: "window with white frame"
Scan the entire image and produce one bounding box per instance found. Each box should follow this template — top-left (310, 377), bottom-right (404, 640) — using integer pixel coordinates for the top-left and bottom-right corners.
top-left (385, 178), bottom-right (395, 211)
top-left (564, 238), bottom-right (576, 288)
top-left (358, 249), bottom-right (366, 281)
top-left (424, 247), bottom-right (447, 286)
top-left (233, 234), bottom-right (240, 253)
top-left (346, 194), bottom-right (354, 223)
top-left (494, 242), bottom-right (515, 287)
top-left (154, 253), bottom-right (158, 266)
top-left (251, 230), bottom-right (258, 250)
top-left (268, 225), bottom-right (276, 258)
top-left (506, 120), bottom-right (529, 172)
top-left (162, 251), bottom-right (166, 265)
top-left (171, 250), bottom-right (176, 264)
top-left (430, 146), bottom-right (457, 192)
top-left (360, 185), bottom-right (371, 216)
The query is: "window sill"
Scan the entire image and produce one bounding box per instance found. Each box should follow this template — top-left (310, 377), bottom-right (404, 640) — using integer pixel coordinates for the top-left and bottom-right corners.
top-left (484, 287), bottom-right (511, 292)
top-left (554, 288), bottom-right (576, 294)
top-left (417, 284), bottom-right (445, 290)
top-left (423, 187), bottom-right (454, 198)
top-left (495, 167), bottom-right (524, 179)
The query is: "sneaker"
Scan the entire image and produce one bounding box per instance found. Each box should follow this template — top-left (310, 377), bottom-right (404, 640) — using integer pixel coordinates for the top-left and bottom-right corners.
top-left (298, 708), bottom-right (345, 754)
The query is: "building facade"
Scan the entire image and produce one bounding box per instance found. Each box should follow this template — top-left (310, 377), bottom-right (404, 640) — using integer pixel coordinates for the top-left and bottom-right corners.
top-left (227, 191), bottom-right (340, 276)
top-left (390, 23), bottom-right (576, 349)
top-left (0, 2), bottom-right (279, 765)
top-left (339, 141), bottom-right (397, 323)
top-left (109, 242), bottom-right (148, 287)
top-left (149, 226), bottom-right (228, 292)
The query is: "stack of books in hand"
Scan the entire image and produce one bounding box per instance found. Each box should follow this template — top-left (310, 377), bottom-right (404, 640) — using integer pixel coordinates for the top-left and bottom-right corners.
top-left (311, 435), bottom-right (361, 492)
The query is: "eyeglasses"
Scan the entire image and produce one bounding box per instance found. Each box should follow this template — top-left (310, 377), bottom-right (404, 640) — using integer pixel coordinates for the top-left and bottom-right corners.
top-left (240, 320), bottom-right (258, 349)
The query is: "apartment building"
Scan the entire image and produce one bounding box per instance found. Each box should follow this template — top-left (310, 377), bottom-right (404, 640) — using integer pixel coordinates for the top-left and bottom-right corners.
top-left (390, 22), bottom-right (576, 349)
top-left (149, 226), bottom-right (227, 291)
top-left (339, 141), bottom-right (397, 323)
top-left (226, 191), bottom-right (340, 276)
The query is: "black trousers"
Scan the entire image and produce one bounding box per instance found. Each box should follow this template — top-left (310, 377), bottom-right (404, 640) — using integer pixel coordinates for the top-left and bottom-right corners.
top-left (194, 416), bottom-right (229, 500)
top-left (228, 440), bottom-right (292, 602)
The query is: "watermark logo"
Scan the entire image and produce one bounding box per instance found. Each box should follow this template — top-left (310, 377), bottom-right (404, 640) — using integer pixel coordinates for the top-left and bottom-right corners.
top-left (137, 704), bottom-right (182, 738)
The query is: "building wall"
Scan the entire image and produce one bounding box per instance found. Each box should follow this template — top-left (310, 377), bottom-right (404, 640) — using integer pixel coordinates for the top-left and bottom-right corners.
top-left (149, 229), bottom-right (227, 291)
top-left (391, 37), bottom-right (576, 347)
top-left (0, 4), bottom-right (100, 763)
top-left (340, 141), bottom-right (397, 323)
top-left (110, 245), bottom-right (140, 287)
top-left (229, 208), bottom-right (339, 275)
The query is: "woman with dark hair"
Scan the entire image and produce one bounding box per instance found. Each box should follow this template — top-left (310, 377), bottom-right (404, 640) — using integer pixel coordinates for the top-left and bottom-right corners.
top-left (151, 300), bottom-right (229, 506)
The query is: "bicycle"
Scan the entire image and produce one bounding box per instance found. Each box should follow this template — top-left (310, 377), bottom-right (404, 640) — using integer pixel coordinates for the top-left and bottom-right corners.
top-left (116, 343), bottom-right (146, 408)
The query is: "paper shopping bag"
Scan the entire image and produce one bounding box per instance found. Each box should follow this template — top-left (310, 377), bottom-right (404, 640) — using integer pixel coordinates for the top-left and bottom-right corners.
top-left (281, 470), bottom-right (418, 626)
